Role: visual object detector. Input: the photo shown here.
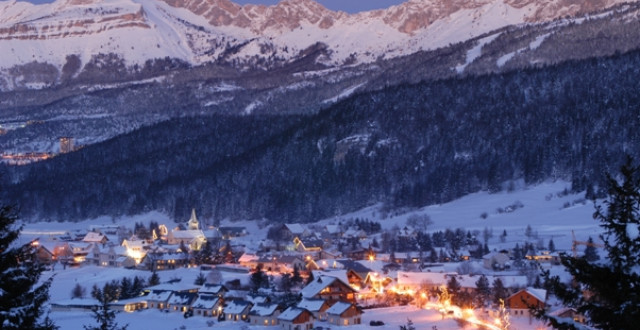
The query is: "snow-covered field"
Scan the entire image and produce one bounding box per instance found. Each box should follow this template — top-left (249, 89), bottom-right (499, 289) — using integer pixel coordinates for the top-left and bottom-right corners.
top-left (24, 180), bottom-right (602, 329)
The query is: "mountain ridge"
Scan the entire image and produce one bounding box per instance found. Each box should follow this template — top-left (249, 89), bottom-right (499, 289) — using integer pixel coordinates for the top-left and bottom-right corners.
top-left (0, 0), bottom-right (629, 77)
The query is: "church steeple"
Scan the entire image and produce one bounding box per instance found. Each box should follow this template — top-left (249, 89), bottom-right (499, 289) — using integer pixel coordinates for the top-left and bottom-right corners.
top-left (188, 208), bottom-right (199, 230)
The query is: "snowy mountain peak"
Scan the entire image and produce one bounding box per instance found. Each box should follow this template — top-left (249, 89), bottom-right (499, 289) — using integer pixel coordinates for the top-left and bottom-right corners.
top-left (0, 0), bottom-right (633, 91)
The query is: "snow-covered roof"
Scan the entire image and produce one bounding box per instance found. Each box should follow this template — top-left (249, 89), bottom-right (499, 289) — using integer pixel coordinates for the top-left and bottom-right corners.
top-left (168, 292), bottom-right (197, 305)
top-left (246, 294), bottom-right (269, 304)
top-left (191, 294), bottom-right (220, 309)
top-left (83, 232), bottom-right (107, 243)
top-left (278, 307), bottom-right (309, 321)
top-left (397, 271), bottom-right (456, 287)
top-left (525, 287), bottom-right (547, 302)
top-left (326, 301), bottom-right (353, 315)
top-left (170, 229), bottom-right (204, 239)
top-left (146, 282), bottom-right (199, 293)
top-left (110, 295), bottom-right (148, 305)
top-left (311, 270), bottom-right (350, 284)
top-left (146, 291), bottom-right (172, 302)
top-left (297, 299), bottom-right (327, 312)
top-left (300, 275), bottom-right (354, 298)
top-left (249, 303), bottom-right (280, 317)
top-left (325, 225), bottom-right (341, 234)
top-left (224, 300), bottom-right (253, 314)
top-left (238, 253), bottom-right (259, 263)
top-left (285, 223), bottom-right (306, 235)
top-left (115, 256), bottom-right (130, 263)
top-left (199, 284), bottom-right (226, 294)
top-left (397, 271), bottom-right (528, 289)
top-left (336, 259), bottom-right (372, 273)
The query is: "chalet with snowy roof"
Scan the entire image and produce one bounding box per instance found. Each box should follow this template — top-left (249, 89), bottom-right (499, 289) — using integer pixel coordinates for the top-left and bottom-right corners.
top-left (97, 245), bottom-right (135, 268)
top-left (335, 260), bottom-right (372, 288)
top-left (110, 296), bottom-right (148, 312)
top-left (324, 225), bottom-right (342, 238)
top-left (506, 287), bottom-right (547, 320)
top-left (224, 300), bottom-right (253, 322)
top-left (293, 237), bottom-right (324, 253)
top-left (326, 301), bottom-right (363, 326)
top-left (483, 251), bottom-right (510, 270)
top-left (50, 241), bottom-right (74, 263)
top-left (549, 307), bottom-right (586, 325)
top-left (121, 237), bottom-right (150, 262)
top-left (238, 253), bottom-right (260, 269)
top-left (167, 292), bottom-right (198, 313)
top-left (300, 275), bottom-right (357, 304)
top-left (191, 294), bottom-right (223, 317)
top-left (142, 252), bottom-right (190, 271)
top-left (68, 242), bottom-right (93, 264)
top-left (33, 241), bottom-right (55, 264)
top-left (145, 291), bottom-right (173, 310)
top-left (284, 223), bottom-right (308, 239)
top-left (199, 284), bottom-right (228, 297)
top-left (167, 209), bottom-right (206, 251)
top-left (525, 250), bottom-right (561, 265)
top-left (82, 231), bottom-right (108, 244)
top-left (297, 299), bottom-right (330, 321)
top-left (277, 307), bottom-right (314, 330)
top-left (249, 303), bottom-right (282, 326)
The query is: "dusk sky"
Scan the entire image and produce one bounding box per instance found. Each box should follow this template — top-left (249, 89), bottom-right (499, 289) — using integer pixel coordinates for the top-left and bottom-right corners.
top-left (22, 0), bottom-right (408, 13)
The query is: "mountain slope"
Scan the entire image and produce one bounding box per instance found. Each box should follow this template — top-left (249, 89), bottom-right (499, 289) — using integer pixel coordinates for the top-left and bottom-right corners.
top-left (7, 48), bottom-right (640, 222)
top-left (1, 1), bottom-right (640, 155)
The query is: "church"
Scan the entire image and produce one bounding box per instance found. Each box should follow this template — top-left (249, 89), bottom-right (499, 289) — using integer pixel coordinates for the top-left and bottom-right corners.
top-left (167, 209), bottom-right (207, 251)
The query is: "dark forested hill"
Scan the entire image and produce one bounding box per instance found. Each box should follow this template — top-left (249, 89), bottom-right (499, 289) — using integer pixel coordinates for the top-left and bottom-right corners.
top-left (6, 49), bottom-right (640, 222)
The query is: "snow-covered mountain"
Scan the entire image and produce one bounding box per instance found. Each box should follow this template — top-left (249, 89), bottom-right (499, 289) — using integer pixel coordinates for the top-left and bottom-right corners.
top-left (0, 0), bottom-right (627, 90)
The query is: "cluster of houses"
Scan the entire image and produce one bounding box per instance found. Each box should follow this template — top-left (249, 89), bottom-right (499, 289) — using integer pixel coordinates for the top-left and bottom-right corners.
top-left (36, 211), bottom-right (584, 326)
top-left (52, 270), bottom-right (364, 328)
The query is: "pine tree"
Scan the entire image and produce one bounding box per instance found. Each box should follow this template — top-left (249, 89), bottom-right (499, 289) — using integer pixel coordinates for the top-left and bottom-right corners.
top-left (251, 264), bottom-right (268, 292)
top-left (492, 278), bottom-right (507, 304)
top-left (147, 272), bottom-right (160, 287)
top-left (447, 276), bottom-right (461, 305)
top-left (548, 238), bottom-right (556, 252)
top-left (0, 204), bottom-right (56, 330)
top-left (536, 158), bottom-right (640, 329)
top-left (119, 277), bottom-right (132, 299)
top-left (71, 283), bottom-right (87, 299)
top-left (84, 287), bottom-right (128, 330)
top-left (131, 276), bottom-right (145, 297)
top-left (474, 275), bottom-right (491, 308)
top-left (291, 265), bottom-right (302, 286)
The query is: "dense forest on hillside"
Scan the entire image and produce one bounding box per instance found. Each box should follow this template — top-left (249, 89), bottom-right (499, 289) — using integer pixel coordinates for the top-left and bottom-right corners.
top-left (5, 49), bottom-right (640, 223)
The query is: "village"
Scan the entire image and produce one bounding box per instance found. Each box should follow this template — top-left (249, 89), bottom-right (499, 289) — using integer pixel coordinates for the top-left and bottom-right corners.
top-left (24, 198), bottom-right (599, 330)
